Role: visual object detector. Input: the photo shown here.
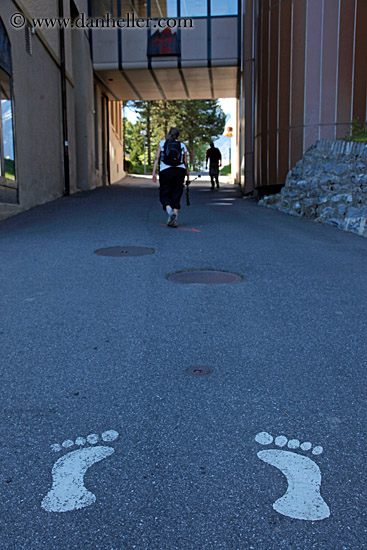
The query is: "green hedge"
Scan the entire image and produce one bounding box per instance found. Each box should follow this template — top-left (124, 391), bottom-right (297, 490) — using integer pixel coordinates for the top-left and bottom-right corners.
top-left (131, 164), bottom-right (154, 175)
top-left (220, 164), bottom-right (231, 175)
top-left (124, 160), bottom-right (155, 174)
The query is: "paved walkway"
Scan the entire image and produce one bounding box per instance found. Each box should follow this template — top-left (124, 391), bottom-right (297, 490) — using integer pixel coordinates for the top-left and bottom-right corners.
top-left (0, 175), bottom-right (366, 549)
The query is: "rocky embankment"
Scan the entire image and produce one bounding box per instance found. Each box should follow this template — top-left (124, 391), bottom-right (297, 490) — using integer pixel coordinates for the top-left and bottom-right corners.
top-left (258, 140), bottom-right (367, 237)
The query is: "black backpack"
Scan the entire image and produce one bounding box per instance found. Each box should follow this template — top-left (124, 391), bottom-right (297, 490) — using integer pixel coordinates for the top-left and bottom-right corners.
top-left (162, 140), bottom-right (183, 166)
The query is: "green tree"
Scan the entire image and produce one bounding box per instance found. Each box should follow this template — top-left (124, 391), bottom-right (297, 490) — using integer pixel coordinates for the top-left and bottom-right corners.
top-left (128, 100), bottom-right (158, 164)
top-left (170, 100), bottom-right (226, 169)
top-left (151, 100), bottom-right (177, 140)
top-left (123, 119), bottom-right (134, 156)
top-left (125, 119), bottom-right (145, 164)
top-left (127, 99), bottom-right (226, 171)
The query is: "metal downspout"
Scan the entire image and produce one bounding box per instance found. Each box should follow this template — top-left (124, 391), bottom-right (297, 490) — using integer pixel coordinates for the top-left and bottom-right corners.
top-left (59, 0), bottom-right (70, 196)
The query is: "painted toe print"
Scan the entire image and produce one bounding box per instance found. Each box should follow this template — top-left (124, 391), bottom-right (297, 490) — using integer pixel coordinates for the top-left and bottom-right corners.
top-left (255, 431), bottom-right (330, 521)
top-left (41, 430), bottom-right (119, 513)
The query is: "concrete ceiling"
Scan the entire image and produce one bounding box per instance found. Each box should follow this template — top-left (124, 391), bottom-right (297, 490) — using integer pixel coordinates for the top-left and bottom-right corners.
top-left (96, 66), bottom-right (239, 101)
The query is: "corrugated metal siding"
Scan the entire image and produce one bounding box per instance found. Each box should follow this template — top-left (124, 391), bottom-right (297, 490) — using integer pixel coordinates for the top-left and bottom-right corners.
top-left (245, 0), bottom-right (367, 192)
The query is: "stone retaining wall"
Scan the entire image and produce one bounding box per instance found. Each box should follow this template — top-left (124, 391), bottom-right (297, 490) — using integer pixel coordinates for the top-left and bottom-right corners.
top-left (258, 140), bottom-right (367, 237)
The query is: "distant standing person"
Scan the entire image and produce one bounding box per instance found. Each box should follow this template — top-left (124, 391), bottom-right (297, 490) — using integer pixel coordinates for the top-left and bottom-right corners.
top-left (206, 142), bottom-right (222, 189)
top-left (152, 127), bottom-right (190, 228)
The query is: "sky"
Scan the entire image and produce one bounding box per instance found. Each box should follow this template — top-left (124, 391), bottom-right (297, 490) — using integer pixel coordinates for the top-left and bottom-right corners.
top-left (218, 98), bottom-right (236, 121)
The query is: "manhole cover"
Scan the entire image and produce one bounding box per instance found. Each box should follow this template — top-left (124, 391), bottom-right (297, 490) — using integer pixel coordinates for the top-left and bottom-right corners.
top-left (186, 366), bottom-right (212, 376)
top-left (95, 246), bottom-right (155, 257)
top-left (167, 270), bottom-right (242, 284)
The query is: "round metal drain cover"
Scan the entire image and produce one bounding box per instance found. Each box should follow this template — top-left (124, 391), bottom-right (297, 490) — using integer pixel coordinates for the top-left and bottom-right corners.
top-left (168, 270), bottom-right (242, 284)
top-left (186, 366), bottom-right (212, 376)
top-left (95, 246), bottom-right (154, 257)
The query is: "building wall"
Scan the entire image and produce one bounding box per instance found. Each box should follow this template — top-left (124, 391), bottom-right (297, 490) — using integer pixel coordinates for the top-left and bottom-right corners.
top-left (0, 0), bottom-right (125, 220)
top-left (109, 101), bottom-right (124, 184)
top-left (242, 0), bottom-right (367, 194)
top-left (0, 0), bottom-right (65, 219)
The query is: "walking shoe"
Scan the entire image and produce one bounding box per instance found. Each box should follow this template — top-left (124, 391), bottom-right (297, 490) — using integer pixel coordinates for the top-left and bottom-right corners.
top-left (167, 213), bottom-right (178, 227)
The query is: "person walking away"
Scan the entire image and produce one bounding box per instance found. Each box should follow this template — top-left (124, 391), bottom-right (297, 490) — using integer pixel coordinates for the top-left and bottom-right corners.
top-left (152, 127), bottom-right (190, 228)
top-left (206, 142), bottom-right (222, 189)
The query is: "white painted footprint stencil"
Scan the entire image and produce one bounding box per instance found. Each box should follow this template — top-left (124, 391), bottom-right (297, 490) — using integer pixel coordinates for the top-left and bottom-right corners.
top-left (41, 430), bottom-right (119, 513)
top-left (255, 431), bottom-right (330, 521)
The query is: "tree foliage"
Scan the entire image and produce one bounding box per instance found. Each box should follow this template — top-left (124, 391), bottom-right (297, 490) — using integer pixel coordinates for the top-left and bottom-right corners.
top-left (124, 119), bottom-right (145, 164)
top-left (124, 99), bottom-right (226, 170)
top-left (170, 100), bottom-right (226, 169)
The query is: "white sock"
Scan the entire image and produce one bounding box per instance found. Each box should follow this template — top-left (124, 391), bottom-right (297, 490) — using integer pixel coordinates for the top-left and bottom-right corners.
top-left (166, 206), bottom-right (173, 216)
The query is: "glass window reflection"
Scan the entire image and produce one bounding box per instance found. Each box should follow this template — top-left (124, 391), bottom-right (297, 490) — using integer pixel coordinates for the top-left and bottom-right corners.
top-left (91, 0), bottom-right (116, 17)
top-left (0, 69), bottom-right (15, 180)
top-left (150, 0), bottom-right (177, 18)
top-left (121, 0), bottom-right (148, 17)
top-left (211, 0), bottom-right (238, 16)
top-left (180, 0), bottom-right (207, 17)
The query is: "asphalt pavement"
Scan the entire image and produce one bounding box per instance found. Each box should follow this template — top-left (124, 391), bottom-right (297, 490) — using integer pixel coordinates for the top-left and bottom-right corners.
top-left (0, 175), bottom-right (366, 549)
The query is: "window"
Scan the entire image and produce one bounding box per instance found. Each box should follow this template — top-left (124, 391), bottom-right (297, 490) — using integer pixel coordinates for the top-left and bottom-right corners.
top-left (111, 101), bottom-right (116, 130)
top-left (0, 70), bottom-right (15, 180)
top-left (110, 101), bottom-right (122, 141)
top-left (180, 0), bottom-right (207, 17)
top-left (91, 0), bottom-right (117, 17)
top-left (121, 0), bottom-right (147, 18)
top-left (211, 0), bottom-right (238, 16)
top-left (94, 84), bottom-right (99, 170)
top-left (150, 0), bottom-right (177, 18)
top-left (0, 20), bottom-right (15, 182)
top-left (118, 102), bottom-right (122, 140)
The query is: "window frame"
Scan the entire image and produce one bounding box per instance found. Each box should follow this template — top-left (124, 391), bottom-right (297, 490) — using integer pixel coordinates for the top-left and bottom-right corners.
top-left (0, 20), bottom-right (17, 200)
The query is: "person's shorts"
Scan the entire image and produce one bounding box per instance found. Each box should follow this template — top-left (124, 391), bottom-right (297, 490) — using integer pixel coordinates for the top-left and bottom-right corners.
top-left (209, 165), bottom-right (220, 178)
top-left (159, 167), bottom-right (186, 210)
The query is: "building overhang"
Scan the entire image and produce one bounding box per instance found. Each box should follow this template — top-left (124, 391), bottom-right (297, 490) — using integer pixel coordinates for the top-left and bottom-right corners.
top-left (95, 65), bottom-right (240, 101)
top-left (91, 15), bottom-right (240, 100)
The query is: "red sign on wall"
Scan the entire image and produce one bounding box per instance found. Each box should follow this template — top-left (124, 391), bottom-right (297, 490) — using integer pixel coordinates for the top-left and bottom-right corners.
top-left (147, 28), bottom-right (180, 56)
